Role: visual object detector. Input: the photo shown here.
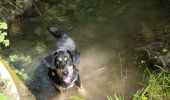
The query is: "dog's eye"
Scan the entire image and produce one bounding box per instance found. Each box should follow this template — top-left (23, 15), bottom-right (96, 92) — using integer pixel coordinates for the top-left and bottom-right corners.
top-left (58, 57), bottom-right (62, 61)
top-left (64, 56), bottom-right (68, 61)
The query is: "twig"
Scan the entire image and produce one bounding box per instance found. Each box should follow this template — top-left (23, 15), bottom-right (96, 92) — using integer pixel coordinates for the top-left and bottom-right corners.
top-left (32, 1), bottom-right (42, 16)
top-left (6, 0), bottom-right (19, 10)
top-left (122, 68), bottom-right (127, 93)
top-left (119, 52), bottom-right (128, 96)
top-left (119, 52), bottom-right (123, 77)
top-left (0, 6), bottom-right (10, 11)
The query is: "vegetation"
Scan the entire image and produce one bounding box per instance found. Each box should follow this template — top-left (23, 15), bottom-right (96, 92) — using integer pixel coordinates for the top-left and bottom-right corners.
top-left (0, 0), bottom-right (170, 99)
top-left (0, 22), bottom-right (10, 47)
top-left (107, 94), bottom-right (124, 100)
top-left (107, 69), bottom-right (170, 100)
top-left (133, 69), bottom-right (170, 100)
top-left (8, 54), bottom-right (29, 80)
top-left (0, 78), bottom-right (9, 100)
top-left (0, 0), bottom-right (32, 21)
top-left (107, 46), bottom-right (170, 100)
top-left (0, 92), bottom-right (7, 100)
top-left (69, 96), bottom-right (84, 100)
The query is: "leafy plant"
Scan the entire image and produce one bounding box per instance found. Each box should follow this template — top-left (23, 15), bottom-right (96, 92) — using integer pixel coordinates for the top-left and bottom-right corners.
top-left (0, 22), bottom-right (7, 29)
top-left (9, 53), bottom-right (31, 80)
top-left (162, 48), bottom-right (168, 53)
top-left (9, 55), bottom-right (18, 62)
top-left (0, 22), bottom-right (10, 47)
top-left (9, 54), bottom-right (32, 64)
top-left (15, 68), bottom-right (28, 80)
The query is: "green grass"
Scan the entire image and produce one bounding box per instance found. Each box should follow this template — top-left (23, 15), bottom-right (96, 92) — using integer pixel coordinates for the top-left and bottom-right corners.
top-left (133, 69), bottom-right (170, 100)
top-left (107, 94), bottom-right (124, 100)
top-left (108, 69), bottom-right (170, 100)
top-left (69, 96), bottom-right (84, 100)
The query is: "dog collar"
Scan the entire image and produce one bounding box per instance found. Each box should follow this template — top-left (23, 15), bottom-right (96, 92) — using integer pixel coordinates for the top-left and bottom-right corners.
top-left (52, 81), bottom-right (75, 91)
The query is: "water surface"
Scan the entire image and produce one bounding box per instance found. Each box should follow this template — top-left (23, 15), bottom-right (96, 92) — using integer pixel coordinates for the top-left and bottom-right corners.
top-left (2, 0), bottom-right (168, 99)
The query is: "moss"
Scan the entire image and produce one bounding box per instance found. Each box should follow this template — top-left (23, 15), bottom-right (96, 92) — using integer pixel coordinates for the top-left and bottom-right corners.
top-left (0, 57), bottom-right (21, 90)
top-left (0, 56), bottom-right (35, 100)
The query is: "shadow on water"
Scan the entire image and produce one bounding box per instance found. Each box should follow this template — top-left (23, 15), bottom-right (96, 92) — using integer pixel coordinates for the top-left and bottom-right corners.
top-left (2, 0), bottom-right (169, 100)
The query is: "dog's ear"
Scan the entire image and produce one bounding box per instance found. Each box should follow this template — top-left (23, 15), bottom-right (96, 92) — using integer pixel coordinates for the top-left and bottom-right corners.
top-left (68, 50), bottom-right (80, 67)
top-left (44, 52), bottom-right (58, 69)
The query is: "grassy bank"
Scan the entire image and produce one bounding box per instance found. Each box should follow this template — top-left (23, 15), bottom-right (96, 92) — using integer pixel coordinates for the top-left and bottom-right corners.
top-left (107, 68), bottom-right (170, 100)
top-left (133, 69), bottom-right (170, 100)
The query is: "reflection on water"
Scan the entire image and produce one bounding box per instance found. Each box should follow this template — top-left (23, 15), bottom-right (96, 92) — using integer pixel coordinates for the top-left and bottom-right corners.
top-left (2, 0), bottom-right (168, 99)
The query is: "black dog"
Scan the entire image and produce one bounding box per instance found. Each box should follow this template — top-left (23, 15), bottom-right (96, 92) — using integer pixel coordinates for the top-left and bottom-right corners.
top-left (44, 27), bottom-right (82, 92)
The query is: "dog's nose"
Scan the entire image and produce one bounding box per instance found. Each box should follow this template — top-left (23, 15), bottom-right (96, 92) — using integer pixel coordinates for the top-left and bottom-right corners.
top-left (62, 70), bottom-right (69, 76)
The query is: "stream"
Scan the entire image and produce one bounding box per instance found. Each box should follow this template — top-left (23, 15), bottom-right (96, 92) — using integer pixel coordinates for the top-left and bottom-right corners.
top-left (2, 0), bottom-right (169, 100)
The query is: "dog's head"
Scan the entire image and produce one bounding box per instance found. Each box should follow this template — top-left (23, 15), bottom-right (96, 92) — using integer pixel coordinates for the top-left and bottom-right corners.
top-left (45, 50), bottom-right (80, 83)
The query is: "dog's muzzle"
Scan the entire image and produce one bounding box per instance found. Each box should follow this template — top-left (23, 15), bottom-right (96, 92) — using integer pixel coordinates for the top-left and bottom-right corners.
top-left (55, 65), bottom-right (74, 83)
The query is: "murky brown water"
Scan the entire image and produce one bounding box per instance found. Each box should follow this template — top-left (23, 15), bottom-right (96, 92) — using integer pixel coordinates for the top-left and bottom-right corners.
top-left (2, 0), bottom-right (169, 99)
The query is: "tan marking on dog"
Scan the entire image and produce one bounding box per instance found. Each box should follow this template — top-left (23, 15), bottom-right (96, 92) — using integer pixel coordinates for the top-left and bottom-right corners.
top-left (55, 68), bottom-right (62, 77)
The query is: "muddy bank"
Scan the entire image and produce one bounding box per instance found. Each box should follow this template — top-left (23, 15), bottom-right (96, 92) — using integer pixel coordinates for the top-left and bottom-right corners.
top-left (134, 24), bottom-right (170, 70)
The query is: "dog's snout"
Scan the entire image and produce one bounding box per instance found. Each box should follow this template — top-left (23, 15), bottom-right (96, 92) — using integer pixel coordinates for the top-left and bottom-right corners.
top-left (62, 69), bottom-right (69, 76)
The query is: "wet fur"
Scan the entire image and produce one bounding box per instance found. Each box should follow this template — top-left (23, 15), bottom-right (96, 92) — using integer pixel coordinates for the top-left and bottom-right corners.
top-left (45, 26), bottom-right (82, 92)
top-left (26, 27), bottom-right (83, 100)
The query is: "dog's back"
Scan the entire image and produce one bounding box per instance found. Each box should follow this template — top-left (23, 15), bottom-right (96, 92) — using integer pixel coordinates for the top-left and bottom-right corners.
top-left (47, 27), bottom-right (75, 51)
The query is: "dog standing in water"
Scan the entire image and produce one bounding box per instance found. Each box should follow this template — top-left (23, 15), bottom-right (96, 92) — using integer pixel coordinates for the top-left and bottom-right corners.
top-left (44, 26), bottom-right (83, 93)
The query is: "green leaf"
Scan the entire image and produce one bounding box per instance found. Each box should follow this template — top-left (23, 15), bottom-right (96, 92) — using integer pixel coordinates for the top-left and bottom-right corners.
top-left (3, 39), bottom-right (10, 47)
top-left (2, 32), bottom-right (7, 36)
top-left (9, 55), bottom-right (18, 62)
top-left (22, 73), bottom-right (28, 80)
top-left (0, 35), bottom-right (5, 43)
top-left (141, 95), bottom-right (147, 100)
top-left (141, 60), bottom-right (145, 64)
top-left (106, 95), bottom-right (113, 100)
top-left (162, 48), bottom-right (168, 53)
top-left (0, 22), bottom-right (8, 29)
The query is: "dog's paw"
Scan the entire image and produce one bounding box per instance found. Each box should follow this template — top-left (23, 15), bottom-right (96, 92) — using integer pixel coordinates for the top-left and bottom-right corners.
top-left (78, 87), bottom-right (87, 97)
